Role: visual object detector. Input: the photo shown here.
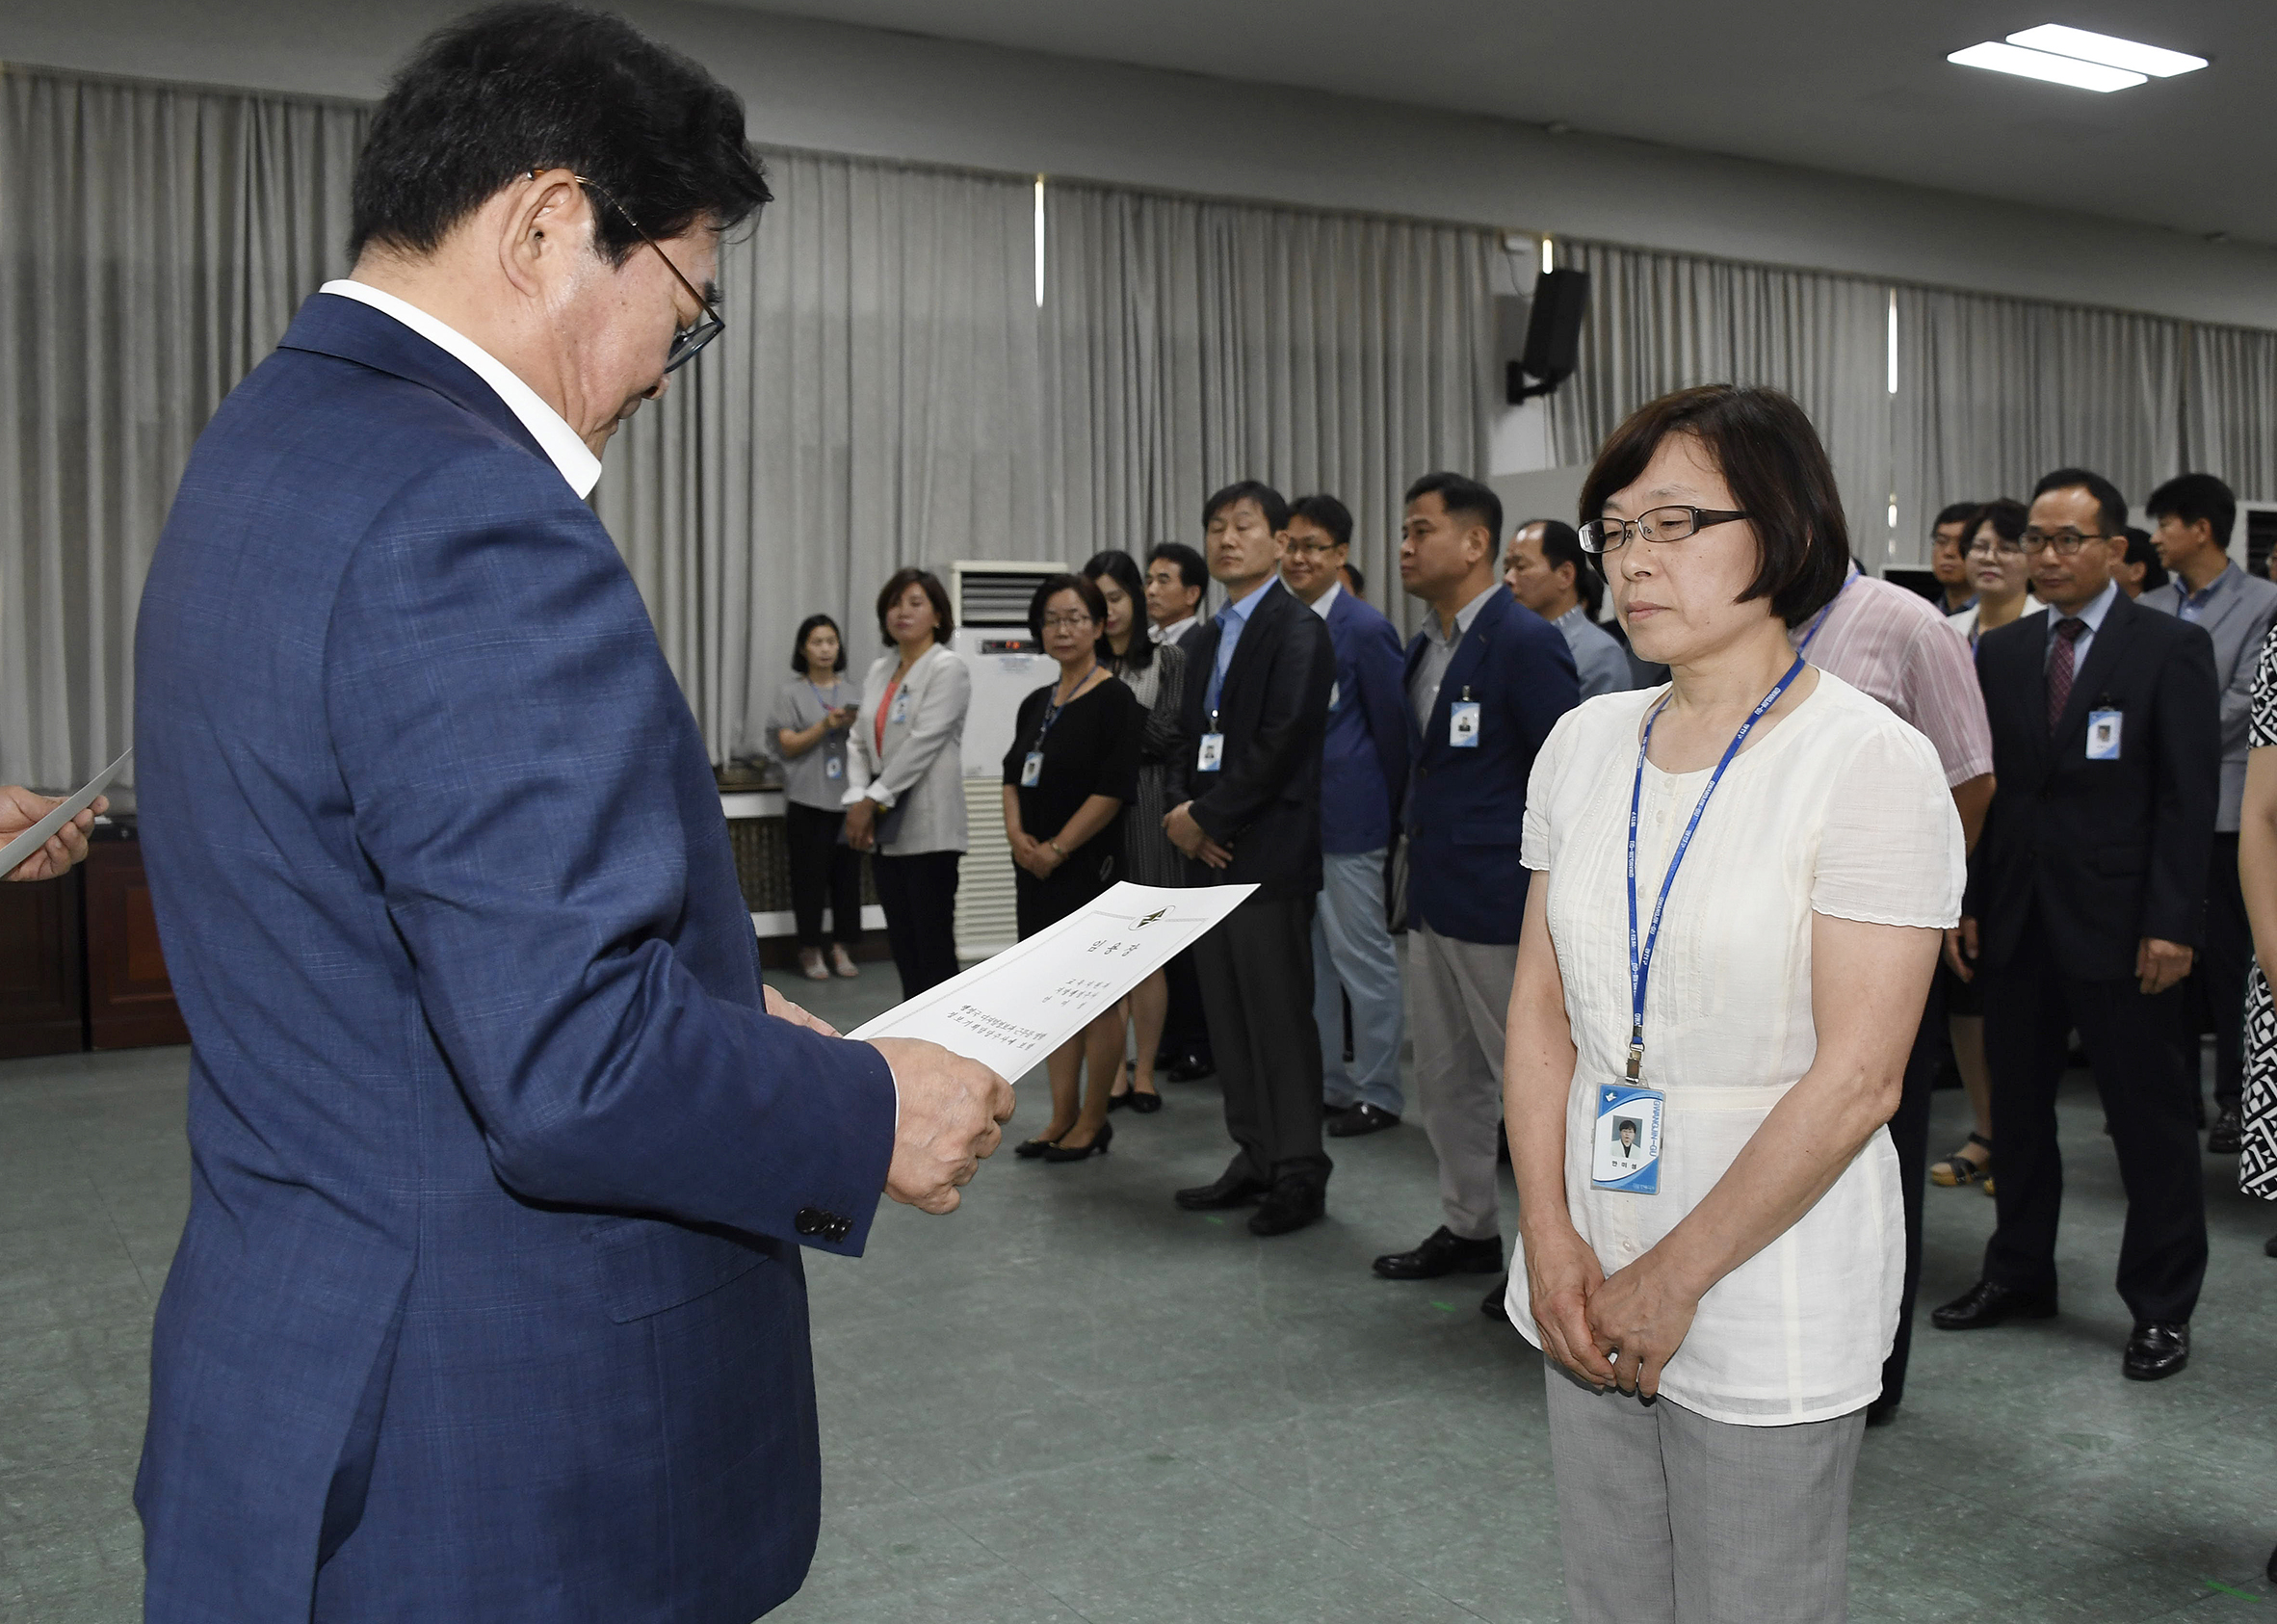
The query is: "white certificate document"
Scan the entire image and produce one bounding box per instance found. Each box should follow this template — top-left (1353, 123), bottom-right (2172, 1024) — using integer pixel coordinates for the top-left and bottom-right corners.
top-left (0, 747), bottom-right (132, 877)
top-left (848, 881), bottom-right (1255, 1080)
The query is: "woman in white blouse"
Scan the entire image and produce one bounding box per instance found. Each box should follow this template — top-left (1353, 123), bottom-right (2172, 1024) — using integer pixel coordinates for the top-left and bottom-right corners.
top-left (1505, 384), bottom-right (1963, 1623)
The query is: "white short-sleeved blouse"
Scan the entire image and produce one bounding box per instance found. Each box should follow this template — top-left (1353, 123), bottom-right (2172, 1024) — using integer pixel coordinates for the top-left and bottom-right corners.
top-left (1504, 671), bottom-right (1965, 1425)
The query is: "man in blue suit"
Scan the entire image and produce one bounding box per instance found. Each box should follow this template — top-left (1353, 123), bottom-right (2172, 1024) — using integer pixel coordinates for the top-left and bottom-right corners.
top-left (1281, 493), bottom-right (1410, 1134)
top-left (131, 10), bottom-right (1011, 1620)
top-left (1374, 473), bottom-right (1580, 1310)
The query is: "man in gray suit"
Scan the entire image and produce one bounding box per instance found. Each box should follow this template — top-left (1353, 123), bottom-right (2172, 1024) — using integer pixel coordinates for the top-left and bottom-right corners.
top-left (2143, 473), bottom-right (2277, 1152)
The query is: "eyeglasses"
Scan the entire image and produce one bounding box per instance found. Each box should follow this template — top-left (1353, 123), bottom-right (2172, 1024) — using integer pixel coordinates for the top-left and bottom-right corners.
top-left (570, 173), bottom-right (726, 374)
top-left (1285, 538), bottom-right (1345, 560)
top-left (1579, 506), bottom-right (1750, 554)
top-left (1040, 613), bottom-right (1097, 630)
top-left (1967, 537), bottom-right (2026, 559)
top-left (2020, 528), bottom-right (2109, 557)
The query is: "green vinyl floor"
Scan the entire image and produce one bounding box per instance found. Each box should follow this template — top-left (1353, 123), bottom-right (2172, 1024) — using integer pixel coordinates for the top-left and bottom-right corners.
top-left (3, 961), bottom-right (2272, 1622)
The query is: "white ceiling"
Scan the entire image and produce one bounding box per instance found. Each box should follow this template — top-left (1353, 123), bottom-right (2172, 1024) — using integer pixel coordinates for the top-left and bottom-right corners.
top-left (723, 0), bottom-right (2270, 245)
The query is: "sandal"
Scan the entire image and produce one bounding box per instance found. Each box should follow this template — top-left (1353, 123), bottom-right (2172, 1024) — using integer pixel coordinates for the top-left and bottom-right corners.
top-left (1929, 1133), bottom-right (1993, 1188)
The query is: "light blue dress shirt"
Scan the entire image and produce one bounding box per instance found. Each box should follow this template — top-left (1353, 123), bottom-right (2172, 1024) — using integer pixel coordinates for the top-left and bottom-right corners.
top-left (2045, 578), bottom-right (2120, 670)
top-left (1205, 574), bottom-right (1280, 716)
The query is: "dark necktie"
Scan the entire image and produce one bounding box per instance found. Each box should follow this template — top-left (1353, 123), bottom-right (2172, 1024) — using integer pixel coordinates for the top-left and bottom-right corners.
top-left (2047, 616), bottom-right (2085, 733)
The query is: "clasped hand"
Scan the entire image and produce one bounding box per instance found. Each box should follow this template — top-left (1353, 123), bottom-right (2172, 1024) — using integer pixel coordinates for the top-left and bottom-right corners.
top-left (1163, 801), bottom-right (1232, 869)
top-left (1526, 1224), bottom-right (1700, 1400)
top-left (1007, 829), bottom-right (1062, 879)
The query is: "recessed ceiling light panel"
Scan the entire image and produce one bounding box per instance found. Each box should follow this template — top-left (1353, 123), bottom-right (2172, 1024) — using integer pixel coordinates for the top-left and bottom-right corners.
top-left (2005, 24), bottom-right (2208, 78)
top-left (1948, 41), bottom-right (2146, 92)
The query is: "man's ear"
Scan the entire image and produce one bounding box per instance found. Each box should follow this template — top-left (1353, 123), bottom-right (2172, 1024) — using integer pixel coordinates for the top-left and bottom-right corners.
top-left (501, 168), bottom-right (591, 297)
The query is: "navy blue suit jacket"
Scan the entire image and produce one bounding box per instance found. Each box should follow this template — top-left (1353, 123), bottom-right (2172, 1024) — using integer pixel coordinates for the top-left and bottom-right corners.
top-left (1401, 589), bottom-right (1581, 944)
top-left (132, 294), bottom-right (898, 1623)
top-left (1318, 589), bottom-right (1409, 854)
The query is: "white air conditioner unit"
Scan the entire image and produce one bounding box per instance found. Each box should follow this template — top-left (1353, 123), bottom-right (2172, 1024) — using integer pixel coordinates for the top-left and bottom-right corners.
top-left (946, 560), bottom-right (1065, 963)
top-left (2231, 501), bottom-right (2277, 580)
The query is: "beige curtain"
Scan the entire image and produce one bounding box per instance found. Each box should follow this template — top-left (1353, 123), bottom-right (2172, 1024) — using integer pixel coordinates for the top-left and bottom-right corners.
top-left (0, 66), bottom-right (369, 787)
top-left (1043, 183), bottom-right (1496, 634)
top-left (2184, 323), bottom-right (2277, 503)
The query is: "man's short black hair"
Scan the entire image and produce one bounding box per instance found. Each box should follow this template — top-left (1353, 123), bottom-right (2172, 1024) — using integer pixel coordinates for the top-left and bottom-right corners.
top-left (1406, 472), bottom-right (1502, 546)
top-left (1343, 561), bottom-right (1368, 598)
top-left (1525, 517), bottom-right (1603, 618)
top-left (1580, 385), bottom-right (1850, 628)
top-left (1287, 493), bottom-right (1353, 550)
top-left (1935, 501), bottom-right (1980, 531)
top-left (1146, 541), bottom-right (1208, 594)
top-left (2145, 473), bottom-right (2237, 550)
top-left (352, 3), bottom-right (773, 265)
top-left (2122, 527), bottom-right (2170, 591)
top-left (2031, 467), bottom-right (2129, 541)
top-left (1203, 481), bottom-right (1291, 534)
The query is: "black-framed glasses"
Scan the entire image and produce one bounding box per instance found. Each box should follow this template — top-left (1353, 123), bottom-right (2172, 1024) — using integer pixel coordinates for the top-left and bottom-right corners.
top-left (1967, 537), bottom-right (2026, 559)
top-left (1579, 506), bottom-right (1750, 554)
top-left (2020, 528), bottom-right (2108, 557)
top-left (1285, 537), bottom-right (1345, 560)
top-left (571, 173), bottom-right (726, 374)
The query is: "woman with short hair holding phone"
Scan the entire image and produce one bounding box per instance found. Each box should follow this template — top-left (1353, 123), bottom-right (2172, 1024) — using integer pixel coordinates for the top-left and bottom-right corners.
top-left (769, 614), bottom-right (865, 981)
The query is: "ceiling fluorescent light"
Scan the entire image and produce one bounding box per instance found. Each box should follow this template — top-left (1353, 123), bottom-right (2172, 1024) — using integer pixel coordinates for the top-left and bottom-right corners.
top-left (2006, 24), bottom-right (2207, 78)
top-left (1948, 41), bottom-right (2144, 92)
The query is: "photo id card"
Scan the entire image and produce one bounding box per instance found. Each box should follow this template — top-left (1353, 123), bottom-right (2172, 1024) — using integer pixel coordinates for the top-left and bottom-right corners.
top-left (1196, 732), bottom-right (1225, 772)
top-left (825, 754), bottom-right (844, 780)
top-left (1020, 750), bottom-right (1044, 787)
top-left (2086, 709), bottom-right (2122, 760)
top-left (1591, 1085), bottom-right (1664, 1194)
top-left (890, 690), bottom-right (912, 724)
top-left (1450, 700), bottom-right (1481, 747)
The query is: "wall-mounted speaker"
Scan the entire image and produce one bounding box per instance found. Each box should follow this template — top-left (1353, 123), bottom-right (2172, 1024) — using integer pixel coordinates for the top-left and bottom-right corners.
top-left (1507, 269), bottom-right (1589, 405)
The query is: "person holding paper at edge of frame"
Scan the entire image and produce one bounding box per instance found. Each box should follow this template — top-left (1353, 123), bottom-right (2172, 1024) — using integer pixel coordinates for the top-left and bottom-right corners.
top-left (129, 9), bottom-right (1012, 1621)
top-left (1, 785), bottom-right (110, 881)
top-left (1505, 385), bottom-right (1961, 1622)
top-left (1165, 481), bottom-right (1339, 1236)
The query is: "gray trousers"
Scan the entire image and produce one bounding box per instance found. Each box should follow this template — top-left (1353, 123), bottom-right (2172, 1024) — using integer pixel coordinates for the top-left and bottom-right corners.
top-left (1543, 1360), bottom-right (1865, 1624)
top-left (1313, 848), bottom-right (1405, 1115)
top-left (1408, 925), bottom-right (1518, 1242)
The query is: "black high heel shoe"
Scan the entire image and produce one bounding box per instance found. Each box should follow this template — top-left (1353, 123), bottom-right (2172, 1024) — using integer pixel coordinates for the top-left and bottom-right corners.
top-left (1042, 1121), bottom-right (1112, 1162)
top-left (1014, 1131), bottom-right (1069, 1160)
top-left (1125, 1085), bottom-right (1163, 1114)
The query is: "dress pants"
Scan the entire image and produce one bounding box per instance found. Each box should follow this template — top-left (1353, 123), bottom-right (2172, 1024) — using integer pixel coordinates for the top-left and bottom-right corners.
top-left (872, 850), bottom-right (961, 999)
top-left (783, 800), bottom-right (864, 949)
top-left (1409, 924), bottom-right (1519, 1243)
top-left (1543, 1360), bottom-right (1864, 1624)
top-left (1160, 949), bottom-right (1213, 1064)
top-left (1192, 893), bottom-right (1329, 1188)
top-left (1876, 971), bottom-right (1945, 1408)
top-left (2182, 833), bottom-right (2251, 1112)
top-left (1981, 907), bottom-right (2208, 1325)
top-left (1312, 848), bottom-right (1404, 1115)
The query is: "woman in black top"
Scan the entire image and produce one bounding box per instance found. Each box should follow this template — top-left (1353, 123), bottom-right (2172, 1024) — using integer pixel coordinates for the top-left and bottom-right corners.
top-left (1003, 573), bottom-right (1141, 1164)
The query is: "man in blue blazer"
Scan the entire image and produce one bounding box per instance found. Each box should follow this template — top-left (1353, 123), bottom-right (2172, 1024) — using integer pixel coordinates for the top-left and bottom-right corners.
top-left (131, 11), bottom-right (1010, 1621)
top-left (1374, 473), bottom-right (1580, 1310)
top-left (1281, 493), bottom-right (1410, 1134)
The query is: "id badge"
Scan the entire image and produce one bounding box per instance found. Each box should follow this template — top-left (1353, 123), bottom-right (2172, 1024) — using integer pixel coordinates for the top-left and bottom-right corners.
top-left (2086, 709), bottom-right (2122, 760)
top-left (889, 691), bottom-right (912, 725)
top-left (824, 754), bottom-right (844, 780)
top-left (1020, 750), bottom-right (1043, 787)
top-left (1196, 732), bottom-right (1225, 772)
top-left (1450, 700), bottom-right (1481, 747)
top-left (1591, 1085), bottom-right (1664, 1193)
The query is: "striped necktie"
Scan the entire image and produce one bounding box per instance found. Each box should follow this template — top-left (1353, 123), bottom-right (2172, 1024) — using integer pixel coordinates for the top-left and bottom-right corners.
top-left (2046, 617), bottom-right (2085, 733)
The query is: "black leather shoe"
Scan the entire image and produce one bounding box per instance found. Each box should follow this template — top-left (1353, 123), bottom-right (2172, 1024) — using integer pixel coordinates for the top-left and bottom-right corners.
top-left (1174, 1167), bottom-right (1269, 1211)
top-left (1042, 1121), bottom-right (1112, 1162)
top-left (1165, 1050), bottom-right (1217, 1083)
top-left (1930, 1279), bottom-right (2058, 1330)
top-left (1125, 1088), bottom-right (1163, 1114)
top-left (1328, 1103), bottom-right (1400, 1139)
top-left (2122, 1321), bottom-right (2189, 1381)
top-left (1374, 1226), bottom-right (1503, 1280)
top-left (1014, 1133), bottom-right (1066, 1160)
top-left (1247, 1179), bottom-right (1326, 1237)
top-left (2209, 1106), bottom-right (2244, 1154)
top-left (2264, 1232), bottom-right (2277, 1259)
top-left (1480, 1274), bottom-right (1510, 1319)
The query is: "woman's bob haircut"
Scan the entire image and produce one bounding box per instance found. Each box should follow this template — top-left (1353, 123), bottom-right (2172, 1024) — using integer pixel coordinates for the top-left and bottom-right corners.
top-left (1578, 384), bottom-right (1850, 628)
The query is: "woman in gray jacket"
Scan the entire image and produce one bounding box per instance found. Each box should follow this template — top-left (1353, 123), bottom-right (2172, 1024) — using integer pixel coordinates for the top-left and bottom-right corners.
top-left (845, 568), bottom-right (971, 996)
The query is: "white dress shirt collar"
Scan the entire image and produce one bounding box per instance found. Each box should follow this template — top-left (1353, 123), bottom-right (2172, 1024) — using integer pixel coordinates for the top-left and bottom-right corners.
top-left (1306, 581), bottom-right (1343, 620)
top-left (319, 279), bottom-right (603, 499)
top-left (1151, 614), bottom-right (1199, 646)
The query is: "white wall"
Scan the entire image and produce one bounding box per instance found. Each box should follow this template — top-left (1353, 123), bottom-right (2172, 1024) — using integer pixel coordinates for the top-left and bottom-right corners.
top-left (9, 0), bottom-right (2277, 330)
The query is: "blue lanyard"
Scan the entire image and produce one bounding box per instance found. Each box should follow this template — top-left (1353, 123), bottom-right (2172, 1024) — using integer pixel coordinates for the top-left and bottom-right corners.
top-left (807, 681), bottom-right (845, 729)
top-left (1793, 571), bottom-right (1855, 658)
top-left (1035, 664), bottom-right (1097, 747)
top-left (1624, 655), bottom-right (1806, 1082)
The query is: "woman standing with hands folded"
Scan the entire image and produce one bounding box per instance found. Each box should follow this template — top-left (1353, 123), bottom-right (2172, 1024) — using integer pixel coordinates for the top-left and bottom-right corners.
top-left (1004, 574), bottom-right (1142, 1163)
top-left (1504, 385), bottom-right (1962, 1623)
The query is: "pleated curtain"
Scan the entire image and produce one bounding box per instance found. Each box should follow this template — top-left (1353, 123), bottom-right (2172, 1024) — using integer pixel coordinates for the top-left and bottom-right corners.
top-left (1545, 239), bottom-right (1893, 563)
top-left (0, 67), bottom-right (369, 787)
top-left (2184, 323), bottom-right (2277, 505)
top-left (1042, 183), bottom-right (1496, 635)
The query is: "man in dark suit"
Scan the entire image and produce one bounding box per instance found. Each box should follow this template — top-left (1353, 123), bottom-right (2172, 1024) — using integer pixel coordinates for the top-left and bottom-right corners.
top-left (1281, 492), bottom-right (1411, 1136)
top-left (1933, 467), bottom-right (2217, 1382)
top-left (1144, 538), bottom-right (1217, 1081)
top-left (130, 12), bottom-right (1010, 1619)
top-left (1165, 480), bottom-right (1337, 1234)
top-left (1374, 473), bottom-right (1580, 1308)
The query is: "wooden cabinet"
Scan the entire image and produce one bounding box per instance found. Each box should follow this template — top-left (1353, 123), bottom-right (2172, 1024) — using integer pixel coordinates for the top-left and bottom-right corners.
top-left (82, 836), bottom-right (191, 1050)
top-left (0, 870), bottom-right (86, 1059)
